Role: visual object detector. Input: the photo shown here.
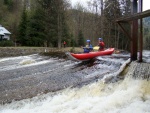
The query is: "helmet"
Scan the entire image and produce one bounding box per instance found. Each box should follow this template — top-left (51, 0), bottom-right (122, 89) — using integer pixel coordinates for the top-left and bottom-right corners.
top-left (99, 38), bottom-right (103, 41)
top-left (86, 40), bottom-right (90, 42)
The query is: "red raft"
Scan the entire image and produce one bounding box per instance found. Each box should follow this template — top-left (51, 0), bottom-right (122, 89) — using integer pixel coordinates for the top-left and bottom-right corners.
top-left (66, 48), bottom-right (114, 61)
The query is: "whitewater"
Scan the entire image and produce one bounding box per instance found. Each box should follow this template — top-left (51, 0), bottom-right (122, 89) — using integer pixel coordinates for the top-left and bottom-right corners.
top-left (0, 77), bottom-right (150, 113)
top-left (0, 51), bottom-right (150, 113)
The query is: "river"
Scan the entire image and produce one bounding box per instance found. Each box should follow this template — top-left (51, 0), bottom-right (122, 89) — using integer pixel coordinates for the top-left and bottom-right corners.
top-left (0, 51), bottom-right (150, 113)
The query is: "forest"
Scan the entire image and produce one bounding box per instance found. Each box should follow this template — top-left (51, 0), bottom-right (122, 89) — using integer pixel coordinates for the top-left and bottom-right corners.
top-left (0, 0), bottom-right (149, 50)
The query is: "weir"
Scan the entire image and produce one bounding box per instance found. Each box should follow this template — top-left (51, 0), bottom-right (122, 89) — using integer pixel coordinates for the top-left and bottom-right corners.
top-left (0, 54), bottom-right (129, 104)
top-left (0, 54), bottom-right (150, 113)
top-left (131, 62), bottom-right (150, 80)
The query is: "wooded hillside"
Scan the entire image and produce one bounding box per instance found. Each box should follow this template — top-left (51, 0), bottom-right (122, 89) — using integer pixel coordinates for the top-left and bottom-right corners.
top-left (0, 0), bottom-right (149, 50)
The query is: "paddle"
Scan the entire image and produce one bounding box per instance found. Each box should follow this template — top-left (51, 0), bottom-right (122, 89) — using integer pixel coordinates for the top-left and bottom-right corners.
top-left (93, 46), bottom-right (99, 51)
top-left (83, 46), bottom-right (99, 51)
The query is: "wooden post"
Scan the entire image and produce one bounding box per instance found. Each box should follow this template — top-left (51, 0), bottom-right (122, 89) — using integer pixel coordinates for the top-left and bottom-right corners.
top-left (138, 0), bottom-right (143, 62)
top-left (131, 0), bottom-right (138, 61)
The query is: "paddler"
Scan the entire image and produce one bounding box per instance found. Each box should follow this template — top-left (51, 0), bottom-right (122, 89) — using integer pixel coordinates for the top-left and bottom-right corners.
top-left (83, 40), bottom-right (93, 53)
top-left (98, 38), bottom-right (105, 51)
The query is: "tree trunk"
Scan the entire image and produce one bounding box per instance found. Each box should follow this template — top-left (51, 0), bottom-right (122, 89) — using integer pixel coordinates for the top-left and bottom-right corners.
top-left (117, 27), bottom-right (120, 49)
top-left (100, 0), bottom-right (103, 37)
top-left (58, 13), bottom-right (62, 49)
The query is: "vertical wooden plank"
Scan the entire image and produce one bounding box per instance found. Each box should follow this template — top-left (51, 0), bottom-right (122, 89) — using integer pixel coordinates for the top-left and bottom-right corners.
top-left (131, 0), bottom-right (138, 61)
top-left (139, 0), bottom-right (143, 62)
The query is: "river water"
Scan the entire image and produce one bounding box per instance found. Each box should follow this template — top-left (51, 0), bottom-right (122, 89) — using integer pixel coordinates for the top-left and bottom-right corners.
top-left (0, 51), bottom-right (150, 113)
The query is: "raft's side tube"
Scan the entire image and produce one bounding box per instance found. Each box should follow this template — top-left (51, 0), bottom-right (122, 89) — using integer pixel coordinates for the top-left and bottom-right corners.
top-left (65, 52), bottom-right (90, 62)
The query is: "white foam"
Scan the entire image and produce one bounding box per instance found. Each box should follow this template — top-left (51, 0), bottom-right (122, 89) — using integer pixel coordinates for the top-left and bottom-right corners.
top-left (2, 60), bottom-right (55, 71)
top-left (0, 76), bottom-right (150, 113)
top-left (0, 56), bottom-right (28, 63)
top-left (97, 55), bottom-right (126, 64)
top-left (0, 55), bottom-right (57, 71)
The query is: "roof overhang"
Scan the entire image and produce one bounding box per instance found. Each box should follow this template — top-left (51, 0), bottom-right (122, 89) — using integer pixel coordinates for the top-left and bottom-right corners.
top-left (0, 27), bottom-right (11, 35)
top-left (0, 33), bottom-right (4, 35)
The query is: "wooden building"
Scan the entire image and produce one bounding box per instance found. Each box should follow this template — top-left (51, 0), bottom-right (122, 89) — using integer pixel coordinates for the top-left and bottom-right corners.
top-left (116, 0), bottom-right (150, 62)
top-left (0, 25), bottom-right (11, 41)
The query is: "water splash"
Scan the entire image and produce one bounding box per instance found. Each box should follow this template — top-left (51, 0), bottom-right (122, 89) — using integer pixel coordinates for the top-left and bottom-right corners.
top-left (0, 54), bottom-right (54, 71)
top-left (0, 52), bottom-right (150, 113)
top-left (19, 59), bottom-right (36, 65)
top-left (0, 76), bottom-right (150, 113)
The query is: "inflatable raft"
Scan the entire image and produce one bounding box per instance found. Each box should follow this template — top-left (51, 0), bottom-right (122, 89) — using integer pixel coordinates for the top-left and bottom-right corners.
top-left (66, 48), bottom-right (114, 61)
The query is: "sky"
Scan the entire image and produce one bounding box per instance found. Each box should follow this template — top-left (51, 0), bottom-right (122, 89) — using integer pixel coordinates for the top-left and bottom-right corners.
top-left (70, 0), bottom-right (89, 7)
top-left (143, 0), bottom-right (150, 11)
top-left (70, 0), bottom-right (150, 11)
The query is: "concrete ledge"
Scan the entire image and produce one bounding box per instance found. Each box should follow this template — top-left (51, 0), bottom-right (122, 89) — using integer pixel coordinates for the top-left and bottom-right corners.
top-left (0, 47), bottom-right (83, 57)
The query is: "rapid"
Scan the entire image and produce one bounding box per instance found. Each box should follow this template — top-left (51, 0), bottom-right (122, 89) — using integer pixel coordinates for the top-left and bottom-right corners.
top-left (0, 51), bottom-right (150, 113)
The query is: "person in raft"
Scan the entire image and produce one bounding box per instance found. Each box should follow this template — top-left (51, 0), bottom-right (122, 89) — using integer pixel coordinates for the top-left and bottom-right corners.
top-left (83, 40), bottom-right (93, 53)
top-left (98, 38), bottom-right (105, 51)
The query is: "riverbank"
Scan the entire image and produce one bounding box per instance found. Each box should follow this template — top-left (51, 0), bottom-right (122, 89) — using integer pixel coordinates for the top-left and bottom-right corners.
top-left (0, 47), bottom-right (83, 57)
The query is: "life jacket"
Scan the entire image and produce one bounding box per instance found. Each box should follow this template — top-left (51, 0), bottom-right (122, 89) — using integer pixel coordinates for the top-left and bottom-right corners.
top-left (84, 44), bottom-right (93, 53)
top-left (99, 41), bottom-right (105, 50)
